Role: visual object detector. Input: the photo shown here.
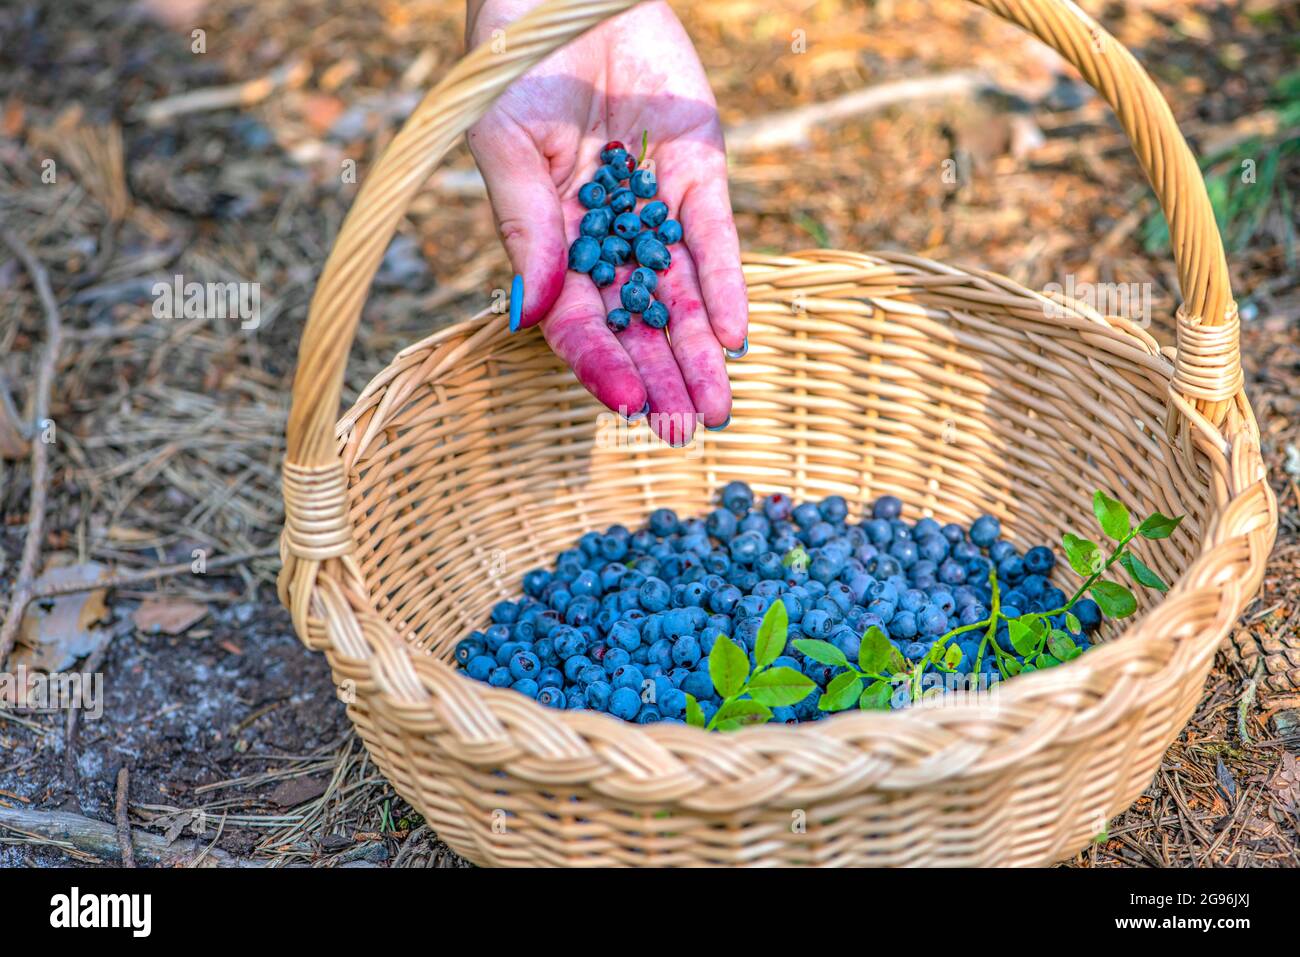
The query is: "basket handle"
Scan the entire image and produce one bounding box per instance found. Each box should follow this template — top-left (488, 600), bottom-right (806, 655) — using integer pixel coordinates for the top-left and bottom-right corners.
top-left (281, 0), bottom-right (1239, 564)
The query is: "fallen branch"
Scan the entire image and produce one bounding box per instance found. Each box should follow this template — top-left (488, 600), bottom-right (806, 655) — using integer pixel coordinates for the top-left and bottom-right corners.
top-left (725, 71), bottom-right (990, 153)
top-left (0, 804), bottom-right (264, 868)
top-left (131, 58), bottom-right (309, 126)
top-left (0, 231), bottom-right (65, 669)
top-left (115, 767), bottom-right (136, 868)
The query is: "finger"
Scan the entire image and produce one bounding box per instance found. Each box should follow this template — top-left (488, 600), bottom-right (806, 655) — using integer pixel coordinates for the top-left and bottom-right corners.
top-left (543, 271), bottom-right (647, 417)
top-left (653, 243), bottom-right (732, 427)
top-left (469, 121), bottom-right (567, 331)
top-left (596, 272), bottom-right (698, 446)
top-left (676, 161), bottom-right (748, 352)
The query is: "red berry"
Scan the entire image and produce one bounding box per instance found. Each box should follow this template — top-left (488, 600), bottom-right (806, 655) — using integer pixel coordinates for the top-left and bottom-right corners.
top-left (624, 155), bottom-right (636, 174)
top-left (601, 140), bottom-right (624, 155)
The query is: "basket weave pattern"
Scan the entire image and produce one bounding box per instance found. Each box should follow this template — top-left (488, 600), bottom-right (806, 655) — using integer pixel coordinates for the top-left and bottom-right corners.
top-left (278, 0), bottom-right (1277, 866)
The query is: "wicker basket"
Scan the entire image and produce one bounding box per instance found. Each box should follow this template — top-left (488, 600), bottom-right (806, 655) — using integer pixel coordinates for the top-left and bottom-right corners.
top-left (278, 0), bottom-right (1277, 866)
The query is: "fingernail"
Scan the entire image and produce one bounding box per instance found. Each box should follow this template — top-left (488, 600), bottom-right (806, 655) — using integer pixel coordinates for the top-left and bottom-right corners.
top-left (724, 336), bottom-right (748, 360)
top-left (509, 274), bottom-right (524, 332)
top-left (705, 414), bottom-right (731, 432)
top-left (626, 401), bottom-right (650, 422)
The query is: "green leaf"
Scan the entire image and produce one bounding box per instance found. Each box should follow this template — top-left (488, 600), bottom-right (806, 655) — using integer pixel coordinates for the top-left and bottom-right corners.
top-left (713, 697), bottom-right (772, 728)
top-left (709, 634), bottom-right (750, 698)
top-left (1003, 658), bottom-right (1023, 676)
top-left (858, 626), bottom-right (893, 675)
top-left (793, 638), bottom-right (848, 668)
top-left (1137, 511), bottom-right (1183, 539)
top-left (782, 545), bottom-right (808, 570)
top-left (859, 680), bottom-right (893, 710)
top-left (754, 600), bottom-right (789, 668)
top-left (943, 644), bottom-right (963, 670)
top-left (818, 671), bottom-right (864, 712)
top-left (1093, 491), bottom-right (1131, 541)
top-left (1065, 612), bottom-right (1082, 633)
top-left (747, 667), bottom-right (816, 707)
top-left (1038, 653), bottom-right (1062, 668)
top-left (684, 693), bottom-right (705, 728)
top-left (1090, 580), bottom-right (1137, 618)
top-left (1119, 552), bottom-right (1168, 592)
top-left (1007, 618), bottom-right (1038, 657)
top-left (1047, 630), bottom-right (1079, 661)
top-left (1062, 532), bottom-right (1102, 576)
top-left (637, 129), bottom-right (649, 166)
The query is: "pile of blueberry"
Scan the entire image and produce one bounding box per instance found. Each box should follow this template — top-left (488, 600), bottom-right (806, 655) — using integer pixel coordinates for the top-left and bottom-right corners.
top-left (566, 139), bottom-right (683, 333)
top-left (453, 484), bottom-right (1103, 725)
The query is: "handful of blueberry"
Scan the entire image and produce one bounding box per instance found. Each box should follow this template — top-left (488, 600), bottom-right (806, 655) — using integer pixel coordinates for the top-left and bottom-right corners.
top-left (567, 134), bottom-right (682, 334)
top-left (453, 484), bottom-right (1181, 726)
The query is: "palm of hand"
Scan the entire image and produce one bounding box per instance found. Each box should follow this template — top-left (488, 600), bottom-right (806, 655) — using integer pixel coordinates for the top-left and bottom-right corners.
top-left (468, 1), bottom-right (746, 444)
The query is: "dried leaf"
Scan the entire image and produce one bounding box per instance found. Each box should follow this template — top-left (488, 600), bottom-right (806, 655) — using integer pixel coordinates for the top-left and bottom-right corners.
top-left (12, 562), bottom-right (111, 672)
top-left (132, 597), bottom-right (209, 635)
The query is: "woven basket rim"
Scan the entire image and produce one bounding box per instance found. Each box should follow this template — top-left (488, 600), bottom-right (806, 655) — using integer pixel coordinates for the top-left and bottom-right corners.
top-left (322, 249), bottom-right (1271, 769)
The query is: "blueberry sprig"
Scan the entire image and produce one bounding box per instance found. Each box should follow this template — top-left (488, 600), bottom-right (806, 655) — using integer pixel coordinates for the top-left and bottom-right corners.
top-left (683, 601), bottom-right (816, 730)
top-left (887, 491), bottom-right (1182, 706)
top-left (567, 131), bottom-right (684, 333)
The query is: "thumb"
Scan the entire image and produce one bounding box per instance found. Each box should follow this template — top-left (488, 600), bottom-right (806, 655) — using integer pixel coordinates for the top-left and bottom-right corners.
top-left (469, 124), bottom-right (567, 331)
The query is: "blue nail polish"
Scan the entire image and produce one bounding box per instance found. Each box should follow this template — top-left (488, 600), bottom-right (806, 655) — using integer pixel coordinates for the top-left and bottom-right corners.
top-left (705, 414), bottom-right (731, 432)
top-left (626, 402), bottom-right (650, 422)
top-left (509, 274), bottom-right (524, 332)
top-left (724, 336), bottom-right (748, 360)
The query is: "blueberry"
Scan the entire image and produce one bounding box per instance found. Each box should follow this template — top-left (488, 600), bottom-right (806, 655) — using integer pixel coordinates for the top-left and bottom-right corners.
top-left (578, 182), bottom-right (606, 209)
top-left (629, 265), bottom-right (658, 291)
top-left (609, 686), bottom-right (642, 720)
top-left (1073, 598), bottom-right (1102, 633)
top-left (620, 280), bottom-right (651, 313)
top-left (600, 235), bottom-right (631, 266)
top-left (639, 200), bottom-right (668, 228)
top-left (873, 496), bottom-right (903, 521)
top-left (488, 666), bottom-right (512, 687)
top-left (580, 207), bottom-right (613, 238)
top-left (537, 686), bottom-right (567, 709)
top-left (655, 219), bottom-right (682, 244)
top-left (630, 168), bottom-right (657, 198)
top-left (600, 140), bottom-right (626, 163)
top-left (508, 651), bottom-right (540, 681)
top-left (511, 678), bottom-right (539, 699)
top-left (466, 654), bottom-right (495, 681)
top-left (642, 300), bottom-right (669, 330)
top-left (586, 680), bottom-right (613, 710)
top-left (591, 259), bottom-right (616, 288)
top-left (649, 508), bottom-right (679, 536)
top-left (1025, 545), bottom-right (1055, 575)
top-left (970, 514), bottom-right (1001, 549)
top-left (613, 211), bottom-right (642, 239)
top-left (633, 235), bottom-right (672, 270)
top-left (606, 308), bottom-right (632, 333)
top-left (599, 185), bottom-right (629, 213)
top-left (567, 236), bottom-right (601, 273)
top-left (594, 164), bottom-right (622, 192)
top-left (455, 635), bottom-right (486, 665)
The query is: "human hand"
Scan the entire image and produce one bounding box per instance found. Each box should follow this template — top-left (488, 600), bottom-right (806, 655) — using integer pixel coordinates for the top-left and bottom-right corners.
top-left (466, 0), bottom-right (746, 445)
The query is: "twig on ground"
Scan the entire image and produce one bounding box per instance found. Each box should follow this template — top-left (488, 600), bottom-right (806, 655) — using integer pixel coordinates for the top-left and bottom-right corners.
top-left (0, 231), bottom-right (66, 670)
top-left (19, 547), bottom-right (277, 610)
top-left (1239, 662), bottom-right (1263, 744)
top-left (115, 766), bottom-right (135, 868)
top-left (0, 805), bottom-right (262, 867)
